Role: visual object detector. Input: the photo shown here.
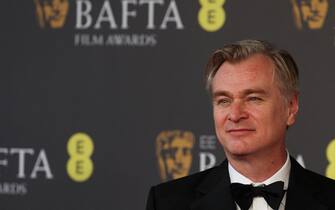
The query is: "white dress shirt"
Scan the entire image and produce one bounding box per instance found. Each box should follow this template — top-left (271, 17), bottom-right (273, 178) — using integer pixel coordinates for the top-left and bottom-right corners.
top-left (228, 153), bottom-right (291, 210)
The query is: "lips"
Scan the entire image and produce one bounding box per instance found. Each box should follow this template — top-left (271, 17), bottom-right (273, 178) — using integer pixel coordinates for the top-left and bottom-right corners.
top-left (227, 128), bottom-right (255, 132)
top-left (226, 128), bottom-right (256, 136)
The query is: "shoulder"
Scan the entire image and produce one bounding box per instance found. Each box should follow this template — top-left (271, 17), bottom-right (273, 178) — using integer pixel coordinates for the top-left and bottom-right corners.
top-left (151, 165), bottom-right (221, 197)
top-left (291, 157), bottom-right (335, 190)
top-left (290, 157), bottom-right (335, 205)
top-left (302, 167), bottom-right (335, 191)
top-left (301, 168), bottom-right (335, 207)
top-left (146, 162), bottom-right (228, 210)
top-left (285, 158), bottom-right (335, 209)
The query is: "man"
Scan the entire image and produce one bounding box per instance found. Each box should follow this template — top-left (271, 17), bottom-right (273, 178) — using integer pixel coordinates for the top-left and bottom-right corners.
top-left (146, 40), bottom-right (335, 210)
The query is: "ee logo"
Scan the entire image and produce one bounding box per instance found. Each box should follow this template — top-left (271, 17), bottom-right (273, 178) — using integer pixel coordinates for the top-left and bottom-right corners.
top-left (198, 0), bottom-right (226, 32)
top-left (67, 132), bottom-right (94, 182)
top-left (326, 138), bottom-right (335, 180)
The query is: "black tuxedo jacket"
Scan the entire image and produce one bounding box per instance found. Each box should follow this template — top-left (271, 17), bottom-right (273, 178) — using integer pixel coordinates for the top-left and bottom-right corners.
top-left (146, 157), bottom-right (335, 210)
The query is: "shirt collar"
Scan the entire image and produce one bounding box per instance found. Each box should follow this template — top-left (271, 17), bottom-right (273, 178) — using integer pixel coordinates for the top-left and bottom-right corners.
top-left (228, 152), bottom-right (291, 190)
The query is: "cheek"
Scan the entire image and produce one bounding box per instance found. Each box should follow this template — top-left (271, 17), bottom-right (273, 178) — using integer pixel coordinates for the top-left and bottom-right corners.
top-left (258, 107), bottom-right (288, 135)
top-left (213, 108), bottom-right (227, 125)
top-left (213, 111), bottom-right (226, 140)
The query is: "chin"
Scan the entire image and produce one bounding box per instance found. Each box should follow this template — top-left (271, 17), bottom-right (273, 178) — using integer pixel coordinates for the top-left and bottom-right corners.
top-left (223, 144), bottom-right (253, 158)
top-left (227, 149), bottom-right (252, 157)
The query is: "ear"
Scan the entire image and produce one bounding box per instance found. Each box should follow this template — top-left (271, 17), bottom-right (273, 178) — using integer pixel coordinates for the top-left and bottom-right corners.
top-left (287, 94), bottom-right (299, 126)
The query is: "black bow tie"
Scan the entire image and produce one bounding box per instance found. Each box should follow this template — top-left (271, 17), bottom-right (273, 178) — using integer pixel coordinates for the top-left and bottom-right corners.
top-left (230, 181), bottom-right (285, 210)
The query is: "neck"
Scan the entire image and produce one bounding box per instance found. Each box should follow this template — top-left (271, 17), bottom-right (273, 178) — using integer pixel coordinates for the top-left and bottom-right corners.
top-left (227, 146), bottom-right (287, 182)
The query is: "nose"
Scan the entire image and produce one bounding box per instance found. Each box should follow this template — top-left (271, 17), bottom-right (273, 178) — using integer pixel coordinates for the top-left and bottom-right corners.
top-left (228, 101), bottom-right (248, 122)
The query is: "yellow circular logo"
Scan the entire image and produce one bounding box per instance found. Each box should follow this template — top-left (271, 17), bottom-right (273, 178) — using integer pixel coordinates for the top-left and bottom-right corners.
top-left (66, 132), bottom-right (94, 182)
top-left (198, 0), bottom-right (226, 32)
top-left (326, 138), bottom-right (335, 180)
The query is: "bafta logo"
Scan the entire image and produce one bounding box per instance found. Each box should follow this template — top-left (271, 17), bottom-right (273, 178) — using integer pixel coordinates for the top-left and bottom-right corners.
top-left (156, 130), bottom-right (195, 181)
top-left (291, 0), bottom-right (328, 29)
top-left (34, 0), bottom-right (69, 28)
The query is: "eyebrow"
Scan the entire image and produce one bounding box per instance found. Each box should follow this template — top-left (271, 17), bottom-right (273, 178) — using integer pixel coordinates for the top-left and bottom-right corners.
top-left (212, 88), bottom-right (269, 98)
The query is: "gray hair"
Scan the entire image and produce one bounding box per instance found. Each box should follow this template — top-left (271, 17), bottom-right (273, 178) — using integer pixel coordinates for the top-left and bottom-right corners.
top-left (205, 40), bottom-right (299, 99)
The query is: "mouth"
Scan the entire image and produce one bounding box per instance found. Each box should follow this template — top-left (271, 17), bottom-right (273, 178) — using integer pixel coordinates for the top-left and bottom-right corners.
top-left (226, 128), bottom-right (255, 136)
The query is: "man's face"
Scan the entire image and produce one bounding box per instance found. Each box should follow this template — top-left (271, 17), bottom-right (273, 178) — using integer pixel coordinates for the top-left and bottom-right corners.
top-left (164, 138), bottom-right (193, 179)
top-left (211, 54), bottom-right (298, 159)
top-left (300, 0), bottom-right (328, 29)
top-left (43, 0), bottom-right (69, 28)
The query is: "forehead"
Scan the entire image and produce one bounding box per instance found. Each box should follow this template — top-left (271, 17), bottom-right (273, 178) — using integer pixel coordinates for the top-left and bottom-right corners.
top-left (212, 54), bottom-right (277, 94)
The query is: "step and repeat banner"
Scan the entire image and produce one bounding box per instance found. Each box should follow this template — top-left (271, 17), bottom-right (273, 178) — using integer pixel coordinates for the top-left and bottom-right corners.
top-left (2, 0), bottom-right (335, 209)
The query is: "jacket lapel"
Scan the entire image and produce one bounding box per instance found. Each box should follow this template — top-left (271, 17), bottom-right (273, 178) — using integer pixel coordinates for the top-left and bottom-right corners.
top-left (285, 157), bottom-right (328, 210)
top-left (190, 160), bottom-right (236, 210)
top-left (189, 157), bottom-right (329, 210)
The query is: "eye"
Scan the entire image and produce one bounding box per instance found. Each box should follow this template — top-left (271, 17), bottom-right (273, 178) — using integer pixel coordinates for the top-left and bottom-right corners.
top-left (215, 98), bottom-right (231, 107)
top-left (247, 96), bottom-right (263, 103)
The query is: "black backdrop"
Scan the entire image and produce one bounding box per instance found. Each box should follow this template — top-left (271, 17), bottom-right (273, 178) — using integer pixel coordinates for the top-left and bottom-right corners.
top-left (2, 0), bottom-right (335, 209)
